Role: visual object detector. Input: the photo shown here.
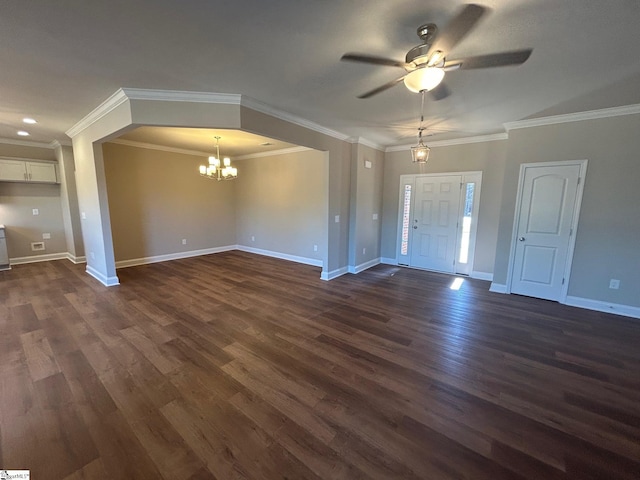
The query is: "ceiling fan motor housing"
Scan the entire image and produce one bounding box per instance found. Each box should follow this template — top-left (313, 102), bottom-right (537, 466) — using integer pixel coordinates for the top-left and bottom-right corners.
top-left (406, 23), bottom-right (438, 65)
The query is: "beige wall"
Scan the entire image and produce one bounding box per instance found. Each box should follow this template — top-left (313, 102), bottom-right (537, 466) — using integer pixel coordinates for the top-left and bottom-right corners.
top-left (103, 143), bottom-right (236, 262)
top-left (494, 114), bottom-right (640, 307)
top-left (0, 183), bottom-right (67, 259)
top-left (235, 149), bottom-right (326, 263)
top-left (382, 139), bottom-right (508, 275)
top-left (0, 143), bottom-right (56, 161)
top-left (349, 143), bottom-right (385, 269)
top-left (0, 142), bottom-right (67, 260)
top-left (240, 106), bottom-right (352, 274)
top-left (55, 144), bottom-right (84, 259)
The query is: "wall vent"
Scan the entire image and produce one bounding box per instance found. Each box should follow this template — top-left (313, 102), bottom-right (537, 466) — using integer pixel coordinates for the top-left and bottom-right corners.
top-left (31, 242), bottom-right (45, 251)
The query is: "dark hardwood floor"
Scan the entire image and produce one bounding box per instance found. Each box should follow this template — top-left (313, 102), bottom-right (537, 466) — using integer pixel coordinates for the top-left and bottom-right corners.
top-left (1, 251), bottom-right (639, 479)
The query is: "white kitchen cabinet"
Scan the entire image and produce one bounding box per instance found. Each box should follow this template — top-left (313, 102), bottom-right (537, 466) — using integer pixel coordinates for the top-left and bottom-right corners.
top-left (0, 158), bottom-right (58, 183)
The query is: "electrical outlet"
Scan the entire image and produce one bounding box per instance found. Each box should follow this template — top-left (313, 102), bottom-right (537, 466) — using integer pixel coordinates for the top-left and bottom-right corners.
top-left (42, 233), bottom-right (51, 239)
top-left (81, 212), bottom-right (86, 219)
top-left (182, 239), bottom-right (187, 245)
top-left (609, 279), bottom-right (620, 289)
top-left (362, 247), bottom-right (366, 255)
top-left (334, 215), bottom-right (340, 223)
top-left (313, 244), bottom-right (318, 252)
top-left (251, 235), bottom-right (255, 242)
top-left (372, 213), bottom-right (378, 220)
top-left (32, 208), bottom-right (39, 216)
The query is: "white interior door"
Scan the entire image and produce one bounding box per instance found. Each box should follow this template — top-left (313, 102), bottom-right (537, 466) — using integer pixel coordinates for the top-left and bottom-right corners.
top-left (510, 163), bottom-right (583, 301)
top-left (410, 175), bottom-right (461, 273)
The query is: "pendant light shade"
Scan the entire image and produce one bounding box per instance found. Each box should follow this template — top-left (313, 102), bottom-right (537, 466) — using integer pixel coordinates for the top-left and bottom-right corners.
top-left (411, 141), bottom-right (430, 163)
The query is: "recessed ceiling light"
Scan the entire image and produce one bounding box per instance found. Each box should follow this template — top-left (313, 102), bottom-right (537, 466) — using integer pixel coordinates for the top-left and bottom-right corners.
top-left (23, 117), bottom-right (37, 124)
top-left (260, 142), bottom-right (274, 146)
top-left (17, 130), bottom-right (30, 136)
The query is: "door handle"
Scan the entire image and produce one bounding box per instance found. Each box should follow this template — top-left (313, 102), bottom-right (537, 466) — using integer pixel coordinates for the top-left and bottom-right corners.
top-left (413, 226), bottom-right (418, 229)
top-left (519, 237), bottom-right (525, 241)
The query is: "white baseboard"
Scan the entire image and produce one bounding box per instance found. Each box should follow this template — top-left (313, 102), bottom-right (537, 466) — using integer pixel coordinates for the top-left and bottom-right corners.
top-left (115, 245), bottom-right (236, 269)
top-left (235, 245), bottom-right (323, 268)
top-left (321, 266), bottom-right (348, 281)
top-left (380, 257), bottom-right (397, 265)
top-left (86, 265), bottom-right (120, 287)
top-left (564, 296), bottom-right (640, 319)
top-left (471, 271), bottom-right (493, 282)
top-left (348, 257), bottom-right (381, 274)
top-left (10, 252), bottom-right (69, 265)
top-left (489, 282), bottom-right (508, 293)
top-left (67, 253), bottom-right (86, 264)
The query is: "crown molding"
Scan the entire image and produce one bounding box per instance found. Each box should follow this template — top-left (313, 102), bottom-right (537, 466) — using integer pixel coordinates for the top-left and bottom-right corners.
top-left (505, 104), bottom-right (640, 131)
top-left (235, 146), bottom-right (313, 160)
top-left (66, 88), bottom-right (353, 144)
top-left (385, 132), bottom-right (508, 152)
top-left (67, 89), bottom-right (241, 139)
top-left (240, 96), bottom-right (351, 142)
top-left (66, 89), bottom-right (130, 138)
top-left (109, 139), bottom-right (210, 157)
top-left (348, 136), bottom-right (385, 151)
top-left (50, 139), bottom-right (73, 149)
top-left (121, 88), bottom-right (242, 105)
top-left (0, 137), bottom-right (56, 149)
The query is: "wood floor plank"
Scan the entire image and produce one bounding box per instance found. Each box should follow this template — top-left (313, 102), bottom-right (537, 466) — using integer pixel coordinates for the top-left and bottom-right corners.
top-left (1, 253), bottom-right (639, 479)
top-left (20, 328), bottom-right (61, 381)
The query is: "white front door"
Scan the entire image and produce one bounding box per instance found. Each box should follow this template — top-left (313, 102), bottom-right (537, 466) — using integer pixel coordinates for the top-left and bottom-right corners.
top-left (410, 175), bottom-right (462, 273)
top-left (510, 162), bottom-right (584, 301)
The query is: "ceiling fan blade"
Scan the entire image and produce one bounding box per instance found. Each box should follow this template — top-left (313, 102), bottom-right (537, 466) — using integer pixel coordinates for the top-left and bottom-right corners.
top-left (429, 82), bottom-right (451, 101)
top-left (429, 4), bottom-right (488, 56)
top-left (341, 53), bottom-right (407, 68)
top-left (358, 75), bottom-right (407, 99)
top-left (444, 49), bottom-right (533, 70)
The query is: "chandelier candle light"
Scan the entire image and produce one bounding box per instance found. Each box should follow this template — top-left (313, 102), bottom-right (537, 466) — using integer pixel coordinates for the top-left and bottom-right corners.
top-left (411, 90), bottom-right (430, 163)
top-left (199, 136), bottom-right (238, 180)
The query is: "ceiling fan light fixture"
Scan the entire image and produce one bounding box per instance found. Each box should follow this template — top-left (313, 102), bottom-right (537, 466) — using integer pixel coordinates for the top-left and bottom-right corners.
top-left (404, 67), bottom-right (445, 93)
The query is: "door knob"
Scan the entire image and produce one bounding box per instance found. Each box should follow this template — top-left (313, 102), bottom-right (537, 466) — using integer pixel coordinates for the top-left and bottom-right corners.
top-left (518, 237), bottom-right (525, 241)
top-left (413, 226), bottom-right (418, 229)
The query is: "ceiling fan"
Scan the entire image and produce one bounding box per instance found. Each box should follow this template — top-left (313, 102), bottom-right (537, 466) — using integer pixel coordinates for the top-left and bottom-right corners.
top-left (341, 3), bottom-right (533, 99)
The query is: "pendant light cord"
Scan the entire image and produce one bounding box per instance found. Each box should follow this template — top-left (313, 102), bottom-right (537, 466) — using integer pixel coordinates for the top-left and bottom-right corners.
top-left (418, 90), bottom-right (425, 143)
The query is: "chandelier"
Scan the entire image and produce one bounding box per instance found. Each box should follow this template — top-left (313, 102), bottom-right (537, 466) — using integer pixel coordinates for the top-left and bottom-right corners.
top-left (199, 136), bottom-right (238, 180)
top-left (411, 91), bottom-right (430, 163)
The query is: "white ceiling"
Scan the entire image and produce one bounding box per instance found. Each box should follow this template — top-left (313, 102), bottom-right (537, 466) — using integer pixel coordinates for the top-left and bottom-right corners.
top-left (2, 0), bottom-right (640, 152)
